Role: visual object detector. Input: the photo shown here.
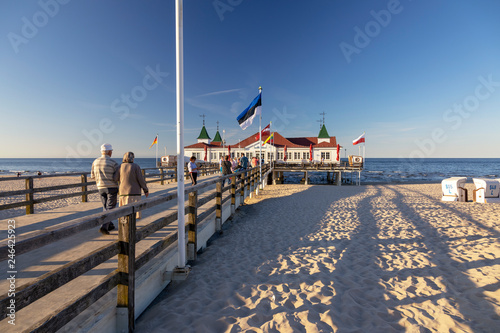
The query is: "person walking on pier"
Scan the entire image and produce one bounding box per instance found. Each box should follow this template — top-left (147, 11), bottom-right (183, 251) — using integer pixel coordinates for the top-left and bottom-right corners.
top-left (188, 156), bottom-right (198, 185)
top-left (221, 155), bottom-right (232, 186)
top-left (91, 143), bottom-right (119, 235)
top-left (117, 152), bottom-right (149, 219)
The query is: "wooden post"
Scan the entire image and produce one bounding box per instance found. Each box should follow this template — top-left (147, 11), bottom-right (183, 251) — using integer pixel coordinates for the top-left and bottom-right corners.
top-left (81, 174), bottom-right (88, 202)
top-left (25, 177), bottom-right (34, 215)
top-left (174, 166), bottom-right (178, 182)
top-left (160, 168), bottom-right (165, 185)
top-left (117, 212), bottom-right (136, 333)
top-left (215, 181), bottom-right (222, 233)
top-left (141, 169), bottom-right (146, 182)
top-left (240, 171), bottom-right (245, 202)
top-left (231, 176), bottom-right (236, 214)
top-left (246, 170), bottom-right (251, 194)
top-left (187, 191), bottom-right (198, 261)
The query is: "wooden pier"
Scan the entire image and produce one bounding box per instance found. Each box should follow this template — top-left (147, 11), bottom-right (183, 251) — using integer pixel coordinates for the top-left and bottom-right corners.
top-left (0, 165), bottom-right (270, 332)
top-left (271, 162), bottom-right (364, 186)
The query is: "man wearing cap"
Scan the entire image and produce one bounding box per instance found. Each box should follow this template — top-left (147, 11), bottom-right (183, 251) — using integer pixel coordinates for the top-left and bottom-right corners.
top-left (91, 143), bottom-right (119, 235)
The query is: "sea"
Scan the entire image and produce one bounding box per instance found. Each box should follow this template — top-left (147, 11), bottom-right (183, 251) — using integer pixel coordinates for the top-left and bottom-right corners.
top-left (0, 158), bottom-right (499, 184)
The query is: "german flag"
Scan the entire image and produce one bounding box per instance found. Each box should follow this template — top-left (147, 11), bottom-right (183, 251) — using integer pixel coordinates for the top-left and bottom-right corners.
top-left (149, 135), bottom-right (158, 149)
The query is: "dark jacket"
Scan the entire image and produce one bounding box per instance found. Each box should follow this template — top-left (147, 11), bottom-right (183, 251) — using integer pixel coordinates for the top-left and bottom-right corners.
top-left (221, 160), bottom-right (232, 175)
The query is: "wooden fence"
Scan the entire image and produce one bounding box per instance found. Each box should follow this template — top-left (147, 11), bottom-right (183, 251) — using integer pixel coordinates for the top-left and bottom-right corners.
top-left (0, 163), bottom-right (219, 215)
top-left (0, 165), bottom-right (270, 332)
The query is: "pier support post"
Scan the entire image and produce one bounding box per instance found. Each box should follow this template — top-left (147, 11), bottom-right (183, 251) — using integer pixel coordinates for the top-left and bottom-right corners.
top-left (231, 176), bottom-right (236, 214)
top-left (250, 169), bottom-right (255, 198)
top-left (25, 177), bottom-right (34, 215)
top-left (247, 170), bottom-right (252, 198)
top-left (215, 181), bottom-right (222, 233)
top-left (187, 191), bottom-right (198, 261)
top-left (305, 171), bottom-right (309, 185)
top-left (117, 212), bottom-right (136, 333)
top-left (81, 174), bottom-right (88, 202)
top-left (141, 169), bottom-right (146, 183)
top-left (160, 168), bottom-right (165, 185)
top-left (240, 172), bottom-right (245, 202)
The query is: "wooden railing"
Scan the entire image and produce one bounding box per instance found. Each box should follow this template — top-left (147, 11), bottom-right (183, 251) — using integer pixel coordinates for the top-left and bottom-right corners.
top-left (0, 165), bottom-right (271, 332)
top-left (0, 163), bottom-right (220, 216)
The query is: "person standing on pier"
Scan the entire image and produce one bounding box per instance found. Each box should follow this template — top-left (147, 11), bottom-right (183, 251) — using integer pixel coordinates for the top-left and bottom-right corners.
top-left (221, 155), bottom-right (232, 186)
top-left (188, 156), bottom-right (198, 185)
top-left (116, 152), bottom-right (149, 219)
top-left (91, 143), bottom-right (119, 235)
top-left (239, 153), bottom-right (249, 169)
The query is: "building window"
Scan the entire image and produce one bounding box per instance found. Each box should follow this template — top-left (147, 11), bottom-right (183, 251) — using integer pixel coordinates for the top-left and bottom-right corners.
top-left (325, 152), bottom-right (330, 160)
top-left (249, 152), bottom-right (253, 159)
top-left (302, 152), bottom-right (309, 160)
top-left (294, 152), bottom-right (300, 160)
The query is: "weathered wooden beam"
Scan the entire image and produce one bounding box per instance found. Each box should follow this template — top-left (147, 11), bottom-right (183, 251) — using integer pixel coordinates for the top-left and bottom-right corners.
top-left (187, 191), bottom-right (198, 261)
top-left (25, 177), bottom-right (34, 214)
top-left (160, 168), bottom-right (165, 185)
top-left (27, 270), bottom-right (120, 333)
top-left (0, 241), bottom-right (120, 318)
top-left (117, 213), bottom-right (136, 332)
top-left (81, 174), bottom-right (88, 202)
top-left (231, 176), bottom-right (236, 213)
top-left (215, 181), bottom-right (222, 233)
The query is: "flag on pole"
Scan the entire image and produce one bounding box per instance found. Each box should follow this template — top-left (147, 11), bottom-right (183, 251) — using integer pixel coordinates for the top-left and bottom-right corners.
top-left (309, 144), bottom-right (313, 161)
top-left (262, 132), bottom-right (274, 146)
top-left (352, 132), bottom-right (365, 145)
top-left (149, 135), bottom-right (158, 149)
top-left (237, 93), bottom-right (262, 130)
top-left (284, 145), bottom-right (287, 161)
top-left (255, 123), bottom-right (270, 140)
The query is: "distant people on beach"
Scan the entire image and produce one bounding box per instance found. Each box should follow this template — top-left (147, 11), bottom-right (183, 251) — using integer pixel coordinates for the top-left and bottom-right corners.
top-left (239, 153), bottom-right (249, 169)
top-left (16, 172), bottom-right (21, 177)
top-left (116, 152), bottom-right (149, 219)
top-left (188, 156), bottom-right (198, 185)
top-left (221, 155), bottom-right (232, 186)
top-left (91, 143), bottom-right (119, 235)
top-left (37, 171), bottom-right (42, 176)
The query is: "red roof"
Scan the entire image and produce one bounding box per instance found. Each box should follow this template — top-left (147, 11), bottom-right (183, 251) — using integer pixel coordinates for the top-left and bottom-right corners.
top-left (186, 132), bottom-right (337, 149)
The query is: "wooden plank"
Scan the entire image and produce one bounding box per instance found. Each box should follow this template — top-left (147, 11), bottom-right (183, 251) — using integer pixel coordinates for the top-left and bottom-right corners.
top-left (135, 211), bottom-right (178, 243)
top-left (0, 206), bottom-right (134, 260)
top-left (28, 270), bottom-right (120, 333)
top-left (197, 206), bottom-right (216, 222)
top-left (197, 192), bottom-right (217, 208)
top-left (135, 231), bottom-right (179, 271)
top-left (0, 241), bottom-right (119, 318)
top-left (0, 200), bottom-right (32, 211)
top-left (117, 213), bottom-right (136, 332)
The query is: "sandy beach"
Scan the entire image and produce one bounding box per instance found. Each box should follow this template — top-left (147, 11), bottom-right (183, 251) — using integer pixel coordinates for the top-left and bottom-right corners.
top-left (134, 183), bottom-right (500, 333)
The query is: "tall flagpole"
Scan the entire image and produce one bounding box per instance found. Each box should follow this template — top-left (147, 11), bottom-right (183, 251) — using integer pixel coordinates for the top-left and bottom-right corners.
top-left (175, 0), bottom-right (186, 268)
top-left (259, 86), bottom-right (262, 190)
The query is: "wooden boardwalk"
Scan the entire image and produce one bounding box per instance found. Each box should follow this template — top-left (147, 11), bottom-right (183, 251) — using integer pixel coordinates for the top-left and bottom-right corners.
top-left (0, 171), bottom-right (254, 332)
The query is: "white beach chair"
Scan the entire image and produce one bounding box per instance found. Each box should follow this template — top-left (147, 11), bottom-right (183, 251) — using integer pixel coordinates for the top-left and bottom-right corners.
top-left (441, 177), bottom-right (468, 202)
top-left (472, 178), bottom-right (500, 203)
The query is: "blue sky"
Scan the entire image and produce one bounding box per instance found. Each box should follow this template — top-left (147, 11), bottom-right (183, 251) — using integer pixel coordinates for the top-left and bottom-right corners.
top-left (1, 0), bottom-right (499, 159)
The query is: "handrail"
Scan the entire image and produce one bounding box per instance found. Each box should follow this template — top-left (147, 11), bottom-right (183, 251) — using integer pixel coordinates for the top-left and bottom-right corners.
top-left (0, 163), bottom-right (220, 215)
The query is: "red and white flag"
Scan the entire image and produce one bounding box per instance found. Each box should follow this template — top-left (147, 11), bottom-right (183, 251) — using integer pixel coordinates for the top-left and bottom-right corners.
top-left (353, 133), bottom-right (365, 145)
top-left (255, 124), bottom-right (270, 140)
